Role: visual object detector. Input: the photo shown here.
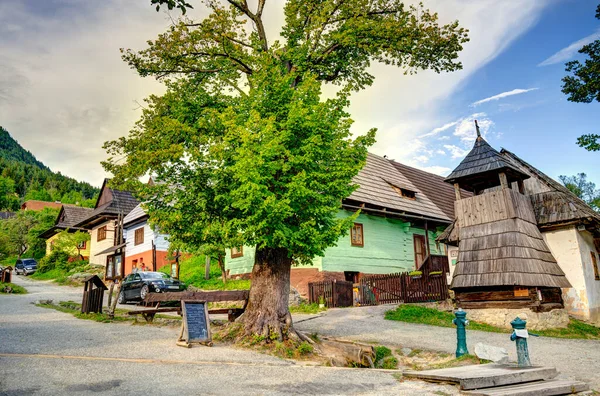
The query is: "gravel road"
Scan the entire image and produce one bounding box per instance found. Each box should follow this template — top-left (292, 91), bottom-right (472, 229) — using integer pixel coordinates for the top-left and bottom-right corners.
top-left (295, 305), bottom-right (600, 390)
top-left (0, 276), bottom-right (458, 395)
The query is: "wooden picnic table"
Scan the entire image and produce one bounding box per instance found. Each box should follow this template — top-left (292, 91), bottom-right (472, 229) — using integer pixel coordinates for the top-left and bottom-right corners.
top-left (127, 290), bottom-right (250, 323)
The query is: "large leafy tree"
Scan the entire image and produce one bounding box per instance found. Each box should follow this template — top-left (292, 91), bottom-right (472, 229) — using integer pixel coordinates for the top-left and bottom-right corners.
top-left (104, 0), bottom-right (468, 340)
top-left (562, 4), bottom-right (600, 151)
top-left (559, 173), bottom-right (600, 211)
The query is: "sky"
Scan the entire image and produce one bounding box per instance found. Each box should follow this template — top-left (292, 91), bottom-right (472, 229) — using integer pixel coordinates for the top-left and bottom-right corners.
top-left (0, 0), bottom-right (599, 188)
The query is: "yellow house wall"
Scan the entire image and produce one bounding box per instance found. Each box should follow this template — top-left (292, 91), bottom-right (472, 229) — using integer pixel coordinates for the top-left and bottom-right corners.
top-left (45, 232), bottom-right (91, 258)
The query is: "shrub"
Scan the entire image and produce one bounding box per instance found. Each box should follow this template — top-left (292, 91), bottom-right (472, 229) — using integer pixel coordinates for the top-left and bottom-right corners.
top-left (38, 251), bottom-right (70, 273)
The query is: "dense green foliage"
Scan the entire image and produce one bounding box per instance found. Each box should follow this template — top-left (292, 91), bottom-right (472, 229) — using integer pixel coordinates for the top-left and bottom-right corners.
top-left (51, 230), bottom-right (91, 259)
top-left (0, 126), bottom-right (98, 209)
top-left (559, 173), bottom-right (600, 211)
top-left (105, 0), bottom-right (468, 337)
top-left (158, 255), bottom-right (251, 290)
top-left (561, 4), bottom-right (600, 151)
top-left (0, 208), bottom-right (58, 259)
top-left (105, 0), bottom-right (468, 261)
top-left (0, 126), bottom-right (47, 168)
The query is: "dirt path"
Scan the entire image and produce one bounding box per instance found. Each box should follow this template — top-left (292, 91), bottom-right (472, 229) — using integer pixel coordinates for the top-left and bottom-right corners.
top-left (294, 305), bottom-right (600, 390)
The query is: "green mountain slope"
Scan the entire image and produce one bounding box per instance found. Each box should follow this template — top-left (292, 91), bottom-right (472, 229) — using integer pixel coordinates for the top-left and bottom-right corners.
top-left (0, 127), bottom-right (48, 170)
top-left (0, 126), bottom-right (99, 210)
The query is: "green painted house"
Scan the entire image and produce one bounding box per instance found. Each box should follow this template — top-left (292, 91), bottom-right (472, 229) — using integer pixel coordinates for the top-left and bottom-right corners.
top-left (226, 153), bottom-right (468, 295)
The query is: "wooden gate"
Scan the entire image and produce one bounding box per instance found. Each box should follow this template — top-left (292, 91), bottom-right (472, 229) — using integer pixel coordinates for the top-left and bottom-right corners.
top-left (308, 280), bottom-right (353, 308)
top-left (356, 255), bottom-right (450, 306)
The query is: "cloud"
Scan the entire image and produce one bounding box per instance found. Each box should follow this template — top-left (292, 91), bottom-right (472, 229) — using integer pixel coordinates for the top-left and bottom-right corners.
top-left (454, 113), bottom-right (494, 143)
top-left (443, 145), bottom-right (470, 159)
top-left (470, 88), bottom-right (538, 106)
top-left (0, 0), bottom-right (552, 185)
top-left (420, 121), bottom-right (459, 138)
top-left (417, 165), bottom-right (452, 176)
top-left (538, 29), bottom-right (600, 66)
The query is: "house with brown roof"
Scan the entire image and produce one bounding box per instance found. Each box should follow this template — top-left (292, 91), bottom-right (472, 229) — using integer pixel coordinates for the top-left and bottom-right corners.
top-left (438, 123), bottom-right (599, 325)
top-left (73, 179), bottom-right (139, 277)
top-left (21, 200), bottom-right (64, 211)
top-left (39, 206), bottom-right (94, 258)
top-left (226, 153), bottom-right (459, 295)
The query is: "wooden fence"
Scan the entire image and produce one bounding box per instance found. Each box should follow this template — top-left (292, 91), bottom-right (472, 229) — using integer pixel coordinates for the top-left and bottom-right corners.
top-left (357, 271), bottom-right (449, 306)
top-left (308, 280), bottom-right (353, 308)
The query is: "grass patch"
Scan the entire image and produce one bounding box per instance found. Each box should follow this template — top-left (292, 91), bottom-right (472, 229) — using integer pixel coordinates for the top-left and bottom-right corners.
top-left (0, 283), bottom-right (27, 294)
top-left (289, 303), bottom-right (326, 314)
top-left (374, 345), bottom-right (398, 369)
top-left (35, 300), bottom-right (182, 326)
top-left (30, 268), bottom-right (69, 284)
top-left (385, 304), bottom-right (600, 340)
top-left (385, 305), bottom-right (506, 333)
top-left (535, 319), bottom-right (600, 340)
top-left (159, 256), bottom-right (251, 291)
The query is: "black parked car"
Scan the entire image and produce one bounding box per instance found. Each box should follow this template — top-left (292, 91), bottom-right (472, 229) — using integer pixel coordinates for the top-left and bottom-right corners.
top-left (118, 271), bottom-right (185, 304)
top-left (14, 259), bottom-right (38, 275)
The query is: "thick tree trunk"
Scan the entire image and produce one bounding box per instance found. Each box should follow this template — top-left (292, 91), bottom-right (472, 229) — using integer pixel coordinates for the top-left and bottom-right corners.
top-left (240, 247), bottom-right (293, 341)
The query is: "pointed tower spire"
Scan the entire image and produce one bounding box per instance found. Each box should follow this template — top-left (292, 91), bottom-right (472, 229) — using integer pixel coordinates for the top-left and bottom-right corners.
top-left (474, 120), bottom-right (481, 138)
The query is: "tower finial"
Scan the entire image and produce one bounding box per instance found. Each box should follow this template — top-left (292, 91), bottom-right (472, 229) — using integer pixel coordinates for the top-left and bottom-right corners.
top-left (474, 120), bottom-right (481, 138)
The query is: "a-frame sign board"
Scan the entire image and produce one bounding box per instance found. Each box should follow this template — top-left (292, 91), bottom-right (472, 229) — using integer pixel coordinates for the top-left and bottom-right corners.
top-left (177, 301), bottom-right (212, 347)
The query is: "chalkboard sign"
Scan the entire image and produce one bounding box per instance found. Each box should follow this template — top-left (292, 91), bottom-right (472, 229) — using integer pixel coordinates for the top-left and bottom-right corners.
top-left (181, 301), bottom-right (211, 344)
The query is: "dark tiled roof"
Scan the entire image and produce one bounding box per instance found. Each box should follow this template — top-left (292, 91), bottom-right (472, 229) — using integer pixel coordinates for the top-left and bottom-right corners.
top-left (445, 137), bottom-right (529, 188)
top-left (39, 206), bottom-right (94, 239)
top-left (501, 149), bottom-right (600, 227)
top-left (74, 182), bottom-right (139, 228)
top-left (56, 206), bottom-right (94, 228)
top-left (391, 161), bottom-right (471, 219)
top-left (346, 153), bottom-right (451, 222)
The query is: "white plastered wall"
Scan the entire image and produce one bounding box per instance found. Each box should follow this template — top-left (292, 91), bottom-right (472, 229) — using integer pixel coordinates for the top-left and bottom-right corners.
top-left (576, 229), bottom-right (600, 324)
top-left (543, 226), bottom-right (600, 324)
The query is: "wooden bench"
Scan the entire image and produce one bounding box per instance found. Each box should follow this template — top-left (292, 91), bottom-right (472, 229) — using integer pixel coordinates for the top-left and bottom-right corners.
top-left (127, 290), bottom-right (250, 323)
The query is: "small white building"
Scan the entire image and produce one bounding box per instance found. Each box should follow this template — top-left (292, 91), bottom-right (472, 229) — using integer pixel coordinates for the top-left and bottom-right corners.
top-left (122, 204), bottom-right (170, 276)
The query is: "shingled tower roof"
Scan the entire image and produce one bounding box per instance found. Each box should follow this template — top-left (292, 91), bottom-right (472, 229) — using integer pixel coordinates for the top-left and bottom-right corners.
top-left (445, 122), bottom-right (529, 192)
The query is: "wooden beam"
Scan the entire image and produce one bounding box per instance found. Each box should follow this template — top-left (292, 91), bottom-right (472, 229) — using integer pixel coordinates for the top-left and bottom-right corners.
top-left (454, 183), bottom-right (462, 201)
top-left (425, 220), bottom-right (431, 258)
top-left (499, 172), bottom-right (508, 189)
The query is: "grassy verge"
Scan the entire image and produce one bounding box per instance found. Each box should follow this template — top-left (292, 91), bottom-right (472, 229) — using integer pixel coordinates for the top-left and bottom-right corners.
top-left (36, 300), bottom-right (181, 325)
top-left (385, 305), bottom-right (507, 333)
top-left (159, 255), bottom-right (251, 291)
top-left (31, 268), bottom-right (69, 284)
top-left (289, 303), bottom-right (327, 314)
top-left (0, 283), bottom-right (27, 294)
top-left (385, 304), bottom-right (600, 340)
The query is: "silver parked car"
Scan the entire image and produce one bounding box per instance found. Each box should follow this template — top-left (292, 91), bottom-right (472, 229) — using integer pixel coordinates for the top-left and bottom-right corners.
top-left (14, 259), bottom-right (38, 275)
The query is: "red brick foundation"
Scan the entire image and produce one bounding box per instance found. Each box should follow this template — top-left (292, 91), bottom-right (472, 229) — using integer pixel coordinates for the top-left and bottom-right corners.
top-left (290, 268), bottom-right (345, 297)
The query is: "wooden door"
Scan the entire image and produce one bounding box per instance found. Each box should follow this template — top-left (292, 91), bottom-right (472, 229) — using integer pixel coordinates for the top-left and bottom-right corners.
top-left (413, 234), bottom-right (426, 269)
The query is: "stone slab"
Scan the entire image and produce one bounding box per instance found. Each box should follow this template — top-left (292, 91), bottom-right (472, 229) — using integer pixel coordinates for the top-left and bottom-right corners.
top-left (462, 379), bottom-right (589, 396)
top-left (402, 364), bottom-right (558, 390)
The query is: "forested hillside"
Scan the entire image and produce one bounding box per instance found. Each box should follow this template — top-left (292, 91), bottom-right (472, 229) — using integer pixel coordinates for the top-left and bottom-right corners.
top-left (0, 126), bottom-right (99, 211)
